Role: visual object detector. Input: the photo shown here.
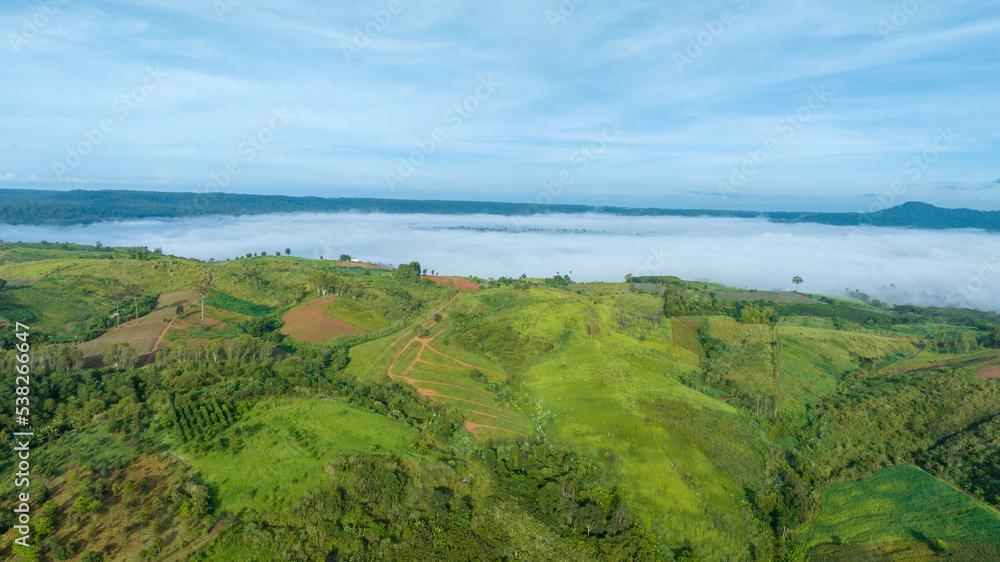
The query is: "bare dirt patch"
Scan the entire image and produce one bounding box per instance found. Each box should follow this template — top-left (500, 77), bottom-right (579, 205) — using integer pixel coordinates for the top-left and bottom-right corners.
top-left (282, 295), bottom-right (364, 343)
top-left (975, 361), bottom-right (1000, 380)
top-left (333, 260), bottom-right (392, 270)
top-left (425, 275), bottom-right (480, 291)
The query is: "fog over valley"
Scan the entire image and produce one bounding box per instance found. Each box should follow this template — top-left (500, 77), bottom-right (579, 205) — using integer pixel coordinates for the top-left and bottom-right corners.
top-left (3, 212), bottom-right (997, 312)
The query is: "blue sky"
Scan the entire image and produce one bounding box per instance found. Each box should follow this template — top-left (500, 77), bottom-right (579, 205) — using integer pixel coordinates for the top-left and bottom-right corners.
top-left (1, 0), bottom-right (998, 211)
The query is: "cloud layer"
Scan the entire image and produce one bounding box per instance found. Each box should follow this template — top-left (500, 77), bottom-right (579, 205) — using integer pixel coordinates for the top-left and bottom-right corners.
top-left (3, 213), bottom-right (998, 311)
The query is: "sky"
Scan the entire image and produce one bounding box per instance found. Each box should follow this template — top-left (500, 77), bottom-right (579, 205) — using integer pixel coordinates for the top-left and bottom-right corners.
top-left (1, 0), bottom-right (998, 211)
top-left (3, 212), bottom-right (998, 311)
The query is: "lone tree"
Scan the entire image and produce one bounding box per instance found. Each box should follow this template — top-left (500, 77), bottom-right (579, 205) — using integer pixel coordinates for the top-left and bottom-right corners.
top-left (340, 254), bottom-right (351, 261)
top-left (285, 248), bottom-right (291, 255)
top-left (792, 276), bottom-right (804, 291)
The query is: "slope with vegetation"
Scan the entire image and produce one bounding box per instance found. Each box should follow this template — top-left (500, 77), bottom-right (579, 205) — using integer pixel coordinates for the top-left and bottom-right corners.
top-left (1, 248), bottom-right (999, 560)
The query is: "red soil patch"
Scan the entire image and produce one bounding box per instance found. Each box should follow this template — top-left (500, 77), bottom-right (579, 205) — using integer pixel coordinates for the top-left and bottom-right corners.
top-left (425, 275), bottom-right (479, 292)
top-left (282, 295), bottom-right (363, 343)
top-left (975, 361), bottom-right (1000, 380)
top-left (334, 260), bottom-right (391, 270)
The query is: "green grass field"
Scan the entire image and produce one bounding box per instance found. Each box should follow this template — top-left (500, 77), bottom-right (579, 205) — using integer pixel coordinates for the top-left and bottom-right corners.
top-left (181, 398), bottom-right (425, 514)
top-left (801, 464), bottom-right (1000, 549)
top-left (324, 297), bottom-right (390, 331)
top-left (442, 287), bottom-right (773, 559)
top-left (884, 348), bottom-right (1000, 372)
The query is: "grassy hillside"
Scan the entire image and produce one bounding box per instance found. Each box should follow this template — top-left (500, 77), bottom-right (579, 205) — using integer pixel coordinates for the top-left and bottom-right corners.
top-left (802, 464), bottom-right (1000, 560)
top-left (2, 247), bottom-right (1000, 560)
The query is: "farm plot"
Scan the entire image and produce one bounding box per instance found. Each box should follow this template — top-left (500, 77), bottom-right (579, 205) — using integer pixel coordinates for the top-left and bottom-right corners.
top-left (718, 291), bottom-right (818, 304)
top-left (424, 275), bottom-right (480, 291)
top-left (385, 301), bottom-right (530, 439)
top-left (800, 464), bottom-right (1000, 552)
top-left (281, 295), bottom-right (363, 343)
top-left (78, 290), bottom-right (201, 362)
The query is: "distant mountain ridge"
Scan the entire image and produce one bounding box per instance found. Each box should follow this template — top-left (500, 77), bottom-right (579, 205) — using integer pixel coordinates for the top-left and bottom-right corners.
top-left (0, 189), bottom-right (997, 231)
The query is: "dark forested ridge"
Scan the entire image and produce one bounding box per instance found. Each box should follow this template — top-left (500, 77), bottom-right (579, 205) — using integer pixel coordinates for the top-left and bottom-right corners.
top-left (0, 189), bottom-right (997, 230)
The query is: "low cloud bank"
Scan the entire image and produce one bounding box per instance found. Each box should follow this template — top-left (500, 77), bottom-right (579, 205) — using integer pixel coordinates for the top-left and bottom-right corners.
top-left (2, 213), bottom-right (998, 312)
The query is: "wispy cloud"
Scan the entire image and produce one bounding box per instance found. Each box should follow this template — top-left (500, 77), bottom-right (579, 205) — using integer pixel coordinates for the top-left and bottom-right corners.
top-left (0, 1), bottom-right (997, 209)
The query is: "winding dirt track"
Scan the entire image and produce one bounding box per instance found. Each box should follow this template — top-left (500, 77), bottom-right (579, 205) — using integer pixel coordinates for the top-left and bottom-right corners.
top-left (141, 275), bottom-right (214, 367)
top-left (385, 296), bottom-right (529, 439)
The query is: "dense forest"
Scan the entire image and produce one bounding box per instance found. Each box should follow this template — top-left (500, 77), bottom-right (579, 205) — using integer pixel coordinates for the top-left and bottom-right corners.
top-left (0, 189), bottom-right (997, 231)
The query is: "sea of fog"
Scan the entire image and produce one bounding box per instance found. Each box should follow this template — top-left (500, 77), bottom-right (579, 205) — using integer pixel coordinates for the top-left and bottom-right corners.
top-left (2, 212), bottom-right (998, 312)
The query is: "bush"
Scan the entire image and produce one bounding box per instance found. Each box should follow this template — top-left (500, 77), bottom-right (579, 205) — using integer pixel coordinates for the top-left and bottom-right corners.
top-left (51, 543), bottom-right (76, 561)
top-left (931, 538), bottom-right (949, 554)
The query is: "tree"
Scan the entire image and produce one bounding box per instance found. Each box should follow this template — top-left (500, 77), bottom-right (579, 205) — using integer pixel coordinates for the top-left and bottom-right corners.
top-left (207, 338), bottom-right (226, 362)
top-left (932, 330), bottom-right (949, 351)
top-left (739, 303), bottom-right (777, 325)
top-left (176, 305), bottom-right (184, 315)
top-left (102, 341), bottom-right (138, 370)
top-left (394, 261), bottom-right (421, 282)
top-left (340, 253), bottom-right (351, 261)
top-left (285, 248), bottom-right (291, 255)
top-left (956, 331), bottom-right (979, 353)
top-left (792, 276), bottom-right (803, 291)
top-left (576, 503), bottom-right (606, 536)
top-left (0, 279), bottom-right (7, 291)
top-left (993, 326), bottom-right (1000, 348)
top-left (246, 252), bottom-right (252, 258)
top-left (33, 516), bottom-right (54, 537)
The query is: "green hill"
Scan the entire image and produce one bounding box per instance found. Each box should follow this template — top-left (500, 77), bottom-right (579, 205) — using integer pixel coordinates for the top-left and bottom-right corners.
top-left (1, 245), bottom-right (999, 560)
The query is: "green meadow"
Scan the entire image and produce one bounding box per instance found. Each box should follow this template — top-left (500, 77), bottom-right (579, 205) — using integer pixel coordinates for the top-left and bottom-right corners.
top-left (801, 464), bottom-right (1000, 548)
top-left (182, 398), bottom-right (424, 514)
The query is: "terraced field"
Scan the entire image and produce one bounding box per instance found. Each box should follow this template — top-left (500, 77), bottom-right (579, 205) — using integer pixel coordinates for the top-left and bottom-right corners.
top-left (384, 298), bottom-right (531, 439)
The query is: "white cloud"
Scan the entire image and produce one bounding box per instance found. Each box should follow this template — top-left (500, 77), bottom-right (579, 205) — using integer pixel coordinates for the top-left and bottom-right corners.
top-left (0, 173), bottom-right (38, 181)
top-left (1, 212), bottom-right (997, 311)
